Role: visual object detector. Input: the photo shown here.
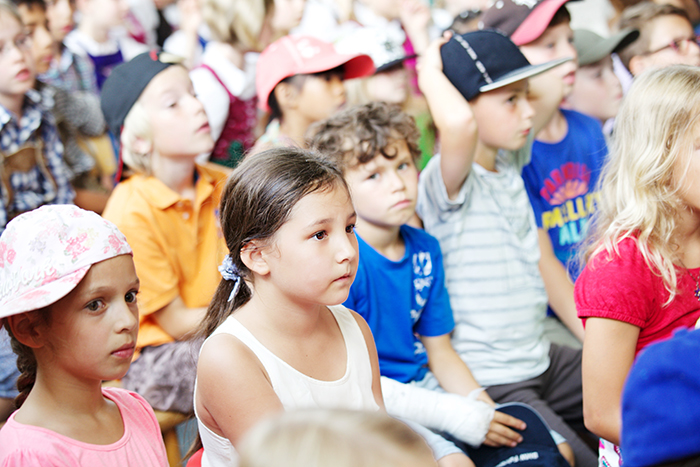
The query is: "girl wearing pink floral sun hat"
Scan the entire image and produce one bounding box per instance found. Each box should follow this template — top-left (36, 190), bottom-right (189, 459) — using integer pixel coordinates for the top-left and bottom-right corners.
top-left (0, 204), bottom-right (167, 466)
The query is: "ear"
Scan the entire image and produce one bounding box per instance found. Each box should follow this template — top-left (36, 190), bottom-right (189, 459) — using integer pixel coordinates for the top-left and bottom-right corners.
top-left (6, 312), bottom-right (47, 349)
top-left (628, 55), bottom-right (646, 77)
top-left (239, 240), bottom-right (271, 277)
top-left (130, 135), bottom-right (153, 156)
top-left (274, 82), bottom-right (300, 111)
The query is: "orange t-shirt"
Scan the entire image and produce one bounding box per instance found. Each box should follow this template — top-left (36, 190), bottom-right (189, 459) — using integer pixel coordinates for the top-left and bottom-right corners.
top-left (103, 164), bottom-right (228, 350)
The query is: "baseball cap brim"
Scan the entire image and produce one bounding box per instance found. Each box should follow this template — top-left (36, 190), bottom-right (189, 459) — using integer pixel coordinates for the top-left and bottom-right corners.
top-left (575, 28), bottom-right (639, 66)
top-left (511, 0), bottom-right (578, 46)
top-left (375, 54), bottom-right (417, 74)
top-left (0, 266), bottom-right (90, 319)
top-left (480, 56), bottom-right (571, 93)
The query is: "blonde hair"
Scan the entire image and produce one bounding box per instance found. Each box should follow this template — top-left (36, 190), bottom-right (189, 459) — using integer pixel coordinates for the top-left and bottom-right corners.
top-left (201, 0), bottom-right (273, 50)
top-left (238, 409), bottom-right (436, 467)
top-left (120, 101), bottom-right (153, 175)
top-left (0, 0), bottom-right (22, 24)
top-left (583, 65), bottom-right (700, 303)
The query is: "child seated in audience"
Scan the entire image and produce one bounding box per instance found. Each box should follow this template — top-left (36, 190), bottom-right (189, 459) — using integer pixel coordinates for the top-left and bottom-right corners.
top-left (0, 0), bottom-right (74, 234)
top-left (64, 0), bottom-right (148, 90)
top-left (100, 51), bottom-right (227, 414)
top-left (189, 0), bottom-right (272, 168)
top-left (309, 101), bottom-right (572, 466)
top-left (480, 0), bottom-right (594, 349)
top-left (621, 328), bottom-right (700, 467)
top-left (576, 65), bottom-right (700, 467)
top-left (616, 2), bottom-right (700, 85)
top-left (239, 409), bottom-right (437, 467)
top-left (14, 0), bottom-right (112, 213)
top-left (0, 205), bottom-right (168, 465)
top-left (251, 35), bottom-right (373, 154)
top-left (416, 30), bottom-right (596, 466)
top-left (193, 148), bottom-right (385, 466)
top-left (563, 28), bottom-right (638, 130)
top-left (40, 0), bottom-right (99, 94)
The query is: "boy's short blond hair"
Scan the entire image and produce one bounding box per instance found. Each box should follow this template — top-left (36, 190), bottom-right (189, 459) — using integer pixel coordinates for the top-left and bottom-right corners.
top-left (202, 0), bottom-right (272, 50)
top-left (0, 0), bottom-right (21, 23)
top-left (616, 2), bottom-right (690, 69)
top-left (120, 101), bottom-right (152, 175)
top-left (308, 102), bottom-right (421, 173)
top-left (239, 409), bottom-right (436, 467)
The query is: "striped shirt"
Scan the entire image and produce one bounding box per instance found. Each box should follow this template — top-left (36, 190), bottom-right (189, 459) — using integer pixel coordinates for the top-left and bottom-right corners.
top-left (417, 146), bottom-right (550, 387)
top-left (0, 91), bottom-right (74, 235)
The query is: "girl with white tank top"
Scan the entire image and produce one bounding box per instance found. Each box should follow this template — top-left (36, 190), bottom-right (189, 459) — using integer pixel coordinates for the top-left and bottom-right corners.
top-left (191, 149), bottom-right (383, 467)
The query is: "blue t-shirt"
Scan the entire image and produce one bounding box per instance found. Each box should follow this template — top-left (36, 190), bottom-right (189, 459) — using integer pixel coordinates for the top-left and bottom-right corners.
top-left (344, 225), bottom-right (454, 384)
top-left (523, 109), bottom-right (607, 282)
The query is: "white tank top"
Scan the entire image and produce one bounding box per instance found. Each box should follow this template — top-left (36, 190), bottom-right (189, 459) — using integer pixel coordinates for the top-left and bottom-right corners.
top-left (194, 304), bottom-right (380, 467)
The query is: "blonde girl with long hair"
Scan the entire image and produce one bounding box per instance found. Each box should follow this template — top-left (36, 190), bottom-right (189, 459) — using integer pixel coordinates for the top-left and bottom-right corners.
top-left (575, 65), bottom-right (700, 466)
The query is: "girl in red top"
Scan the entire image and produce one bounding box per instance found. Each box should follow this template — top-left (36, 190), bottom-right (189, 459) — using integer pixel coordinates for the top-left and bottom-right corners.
top-left (575, 65), bottom-right (700, 466)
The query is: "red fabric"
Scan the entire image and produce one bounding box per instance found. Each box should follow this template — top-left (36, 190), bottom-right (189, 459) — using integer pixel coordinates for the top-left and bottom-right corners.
top-left (575, 237), bottom-right (700, 355)
top-left (186, 448), bottom-right (203, 467)
top-left (198, 64), bottom-right (257, 164)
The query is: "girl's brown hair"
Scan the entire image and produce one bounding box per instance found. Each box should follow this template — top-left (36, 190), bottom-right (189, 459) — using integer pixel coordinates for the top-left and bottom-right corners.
top-left (196, 147), bottom-right (349, 339)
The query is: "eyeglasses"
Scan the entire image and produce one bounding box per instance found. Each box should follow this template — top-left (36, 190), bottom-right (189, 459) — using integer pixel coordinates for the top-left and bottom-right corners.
top-left (643, 36), bottom-right (700, 56)
top-left (0, 33), bottom-right (32, 58)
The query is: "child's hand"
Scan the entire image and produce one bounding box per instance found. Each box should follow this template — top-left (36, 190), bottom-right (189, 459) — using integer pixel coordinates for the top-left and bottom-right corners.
top-left (178, 0), bottom-right (201, 36)
top-left (417, 32), bottom-right (451, 77)
top-left (400, 0), bottom-right (432, 44)
top-left (483, 411), bottom-right (526, 448)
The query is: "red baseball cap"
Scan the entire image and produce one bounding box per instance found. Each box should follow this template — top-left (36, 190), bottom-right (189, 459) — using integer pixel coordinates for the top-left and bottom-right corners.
top-left (479, 0), bottom-right (578, 46)
top-left (256, 35), bottom-right (375, 112)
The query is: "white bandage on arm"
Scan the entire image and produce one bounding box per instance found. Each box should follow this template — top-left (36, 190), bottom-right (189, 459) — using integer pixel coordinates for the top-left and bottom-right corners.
top-left (380, 376), bottom-right (495, 447)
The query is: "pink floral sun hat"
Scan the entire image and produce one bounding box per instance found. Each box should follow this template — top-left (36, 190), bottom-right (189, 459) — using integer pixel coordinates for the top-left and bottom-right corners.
top-left (0, 205), bottom-right (132, 319)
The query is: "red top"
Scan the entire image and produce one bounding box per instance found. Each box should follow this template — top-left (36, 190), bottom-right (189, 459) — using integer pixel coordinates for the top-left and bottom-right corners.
top-left (575, 236), bottom-right (700, 355)
top-left (199, 64), bottom-right (257, 167)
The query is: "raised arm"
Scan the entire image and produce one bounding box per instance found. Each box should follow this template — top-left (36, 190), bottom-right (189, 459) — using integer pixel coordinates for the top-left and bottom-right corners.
top-left (417, 34), bottom-right (478, 199)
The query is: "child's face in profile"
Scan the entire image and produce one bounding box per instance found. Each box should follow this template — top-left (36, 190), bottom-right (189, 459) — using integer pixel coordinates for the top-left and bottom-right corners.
top-left (365, 66), bottom-right (409, 105)
top-left (271, 0), bottom-right (306, 35)
top-left (344, 138), bottom-right (418, 232)
top-left (470, 79), bottom-right (534, 152)
top-left (45, 0), bottom-right (75, 42)
top-left (519, 22), bottom-right (578, 99)
top-left (0, 12), bottom-right (35, 112)
top-left (17, 4), bottom-right (54, 75)
top-left (564, 55), bottom-right (622, 123)
top-left (85, 0), bottom-right (128, 30)
top-left (264, 184), bottom-right (358, 307)
top-left (38, 254), bottom-right (139, 383)
top-left (139, 65), bottom-right (213, 160)
top-left (630, 15), bottom-right (700, 75)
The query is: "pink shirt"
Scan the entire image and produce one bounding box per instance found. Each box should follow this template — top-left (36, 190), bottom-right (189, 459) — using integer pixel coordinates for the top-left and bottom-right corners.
top-left (0, 387), bottom-right (168, 466)
top-left (575, 237), bottom-right (700, 355)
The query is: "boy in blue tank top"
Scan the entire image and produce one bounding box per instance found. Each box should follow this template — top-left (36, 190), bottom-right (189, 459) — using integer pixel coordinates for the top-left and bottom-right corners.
top-left (308, 101), bottom-right (567, 467)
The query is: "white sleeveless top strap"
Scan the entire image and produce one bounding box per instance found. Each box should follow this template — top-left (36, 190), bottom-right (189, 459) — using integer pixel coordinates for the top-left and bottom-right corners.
top-left (194, 304), bottom-right (379, 467)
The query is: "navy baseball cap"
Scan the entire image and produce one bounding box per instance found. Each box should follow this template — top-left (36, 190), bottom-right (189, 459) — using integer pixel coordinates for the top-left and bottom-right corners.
top-left (101, 50), bottom-right (182, 138)
top-left (441, 30), bottom-right (570, 101)
top-left (464, 403), bottom-right (570, 467)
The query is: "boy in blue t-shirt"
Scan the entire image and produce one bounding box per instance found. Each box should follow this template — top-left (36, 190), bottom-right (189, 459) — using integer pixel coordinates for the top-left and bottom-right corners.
top-left (309, 101), bottom-right (540, 466)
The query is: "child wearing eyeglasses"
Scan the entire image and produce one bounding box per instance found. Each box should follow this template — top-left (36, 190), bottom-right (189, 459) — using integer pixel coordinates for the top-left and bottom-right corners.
top-left (616, 2), bottom-right (700, 79)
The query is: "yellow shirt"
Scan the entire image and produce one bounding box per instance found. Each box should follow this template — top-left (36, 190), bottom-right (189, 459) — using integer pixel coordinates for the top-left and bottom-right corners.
top-left (103, 164), bottom-right (228, 350)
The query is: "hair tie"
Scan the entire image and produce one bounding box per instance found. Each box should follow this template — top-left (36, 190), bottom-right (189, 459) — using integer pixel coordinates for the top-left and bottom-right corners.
top-left (218, 256), bottom-right (242, 302)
